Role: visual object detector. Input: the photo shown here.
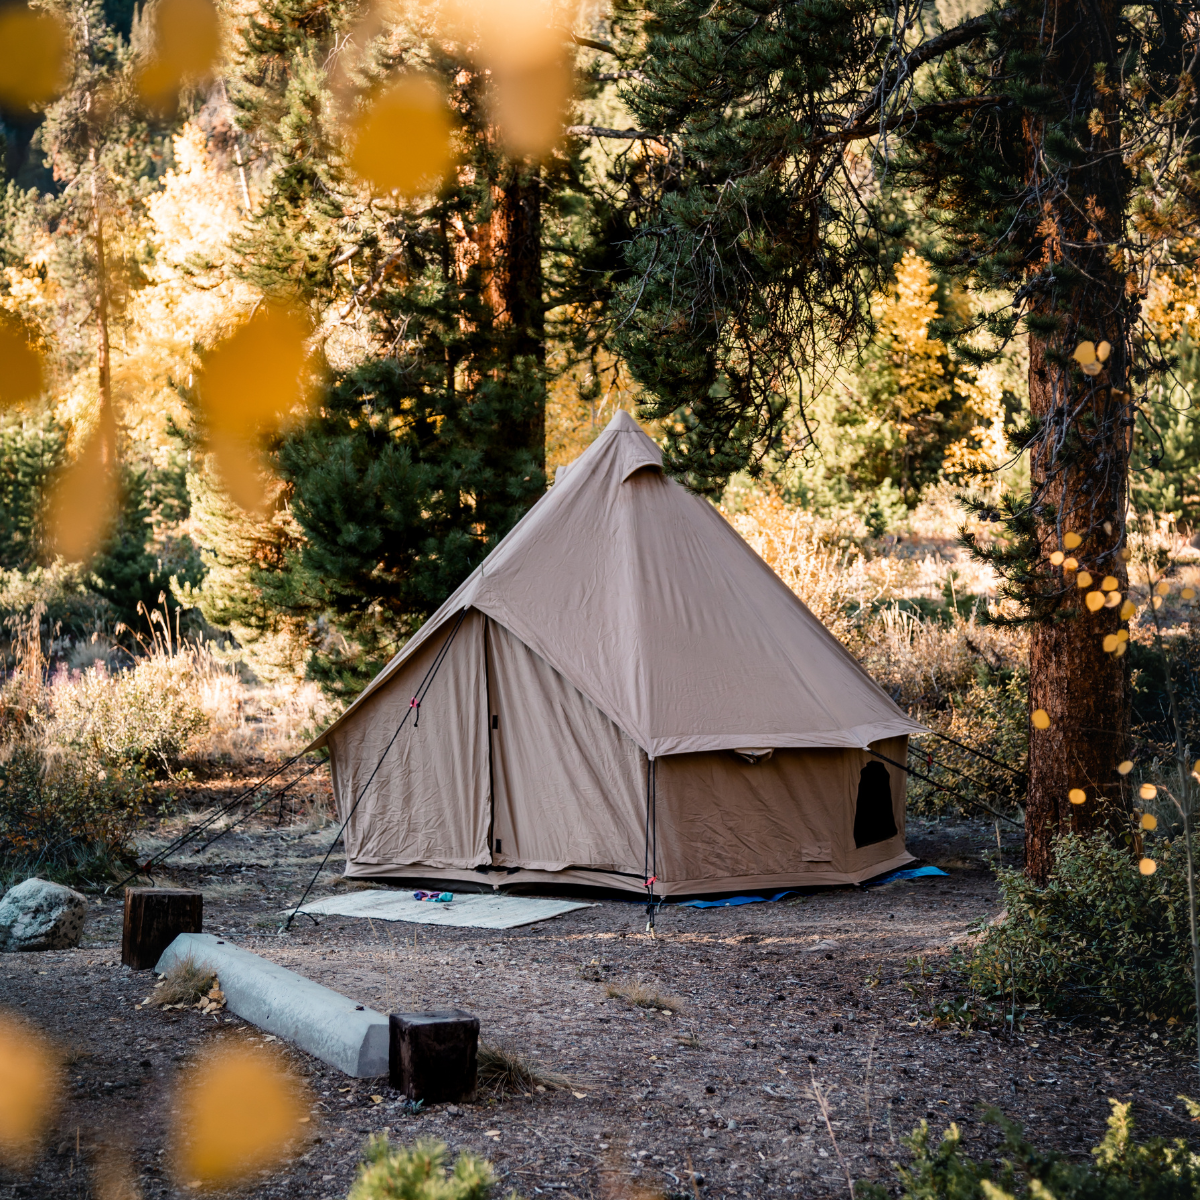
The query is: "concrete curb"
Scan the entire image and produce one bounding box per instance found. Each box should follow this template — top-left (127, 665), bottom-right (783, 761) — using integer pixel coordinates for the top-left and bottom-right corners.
top-left (155, 933), bottom-right (388, 1078)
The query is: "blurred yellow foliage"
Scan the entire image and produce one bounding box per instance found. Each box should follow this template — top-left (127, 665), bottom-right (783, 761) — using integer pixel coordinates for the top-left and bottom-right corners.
top-left (135, 0), bottom-right (221, 108)
top-left (0, 1013), bottom-right (61, 1164)
top-left (0, 6), bottom-right (70, 109)
top-left (348, 75), bottom-right (453, 198)
top-left (174, 1045), bottom-right (306, 1186)
top-left (1031, 708), bottom-right (1050, 729)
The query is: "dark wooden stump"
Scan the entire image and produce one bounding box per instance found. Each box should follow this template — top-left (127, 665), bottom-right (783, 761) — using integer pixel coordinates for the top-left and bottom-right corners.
top-left (122, 888), bottom-right (203, 971)
top-left (389, 1009), bottom-right (479, 1102)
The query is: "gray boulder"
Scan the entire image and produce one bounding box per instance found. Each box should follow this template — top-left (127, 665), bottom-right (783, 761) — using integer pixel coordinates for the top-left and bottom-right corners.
top-left (0, 878), bottom-right (88, 951)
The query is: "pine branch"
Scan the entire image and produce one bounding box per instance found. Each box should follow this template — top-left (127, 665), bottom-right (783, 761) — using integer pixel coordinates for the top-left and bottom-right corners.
top-left (571, 33), bottom-right (620, 56)
top-left (811, 95), bottom-right (1005, 147)
top-left (565, 124), bottom-right (668, 142)
top-left (846, 10), bottom-right (1016, 131)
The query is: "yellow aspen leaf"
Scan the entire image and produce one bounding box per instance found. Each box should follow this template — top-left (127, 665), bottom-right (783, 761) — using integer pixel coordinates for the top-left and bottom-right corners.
top-left (1119, 547), bottom-right (1132, 561)
top-left (1050, 550), bottom-right (1065, 566)
top-left (1153, 595), bottom-right (1163, 610)
top-left (1117, 760), bottom-right (1133, 775)
top-left (1031, 709), bottom-right (1050, 729)
top-left (1117, 629), bottom-right (1129, 643)
top-left (1102, 633), bottom-right (1119, 652)
top-left (1120, 600), bottom-right (1136, 620)
top-left (348, 75), bottom-right (454, 198)
top-left (1064, 531), bottom-right (1082, 549)
top-left (1064, 557), bottom-right (1079, 571)
top-left (0, 313), bottom-right (45, 409)
top-left (1104, 591), bottom-right (1122, 607)
top-left (1097, 340), bottom-right (1112, 361)
top-left (1082, 361), bottom-right (1102, 376)
top-left (1068, 788), bottom-right (1086, 805)
top-left (1141, 813), bottom-right (1158, 831)
top-left (1072, 342), bottom-right (1096, 366)
top-left (1183, 587), bottom-right (1197, 600)
top-left (1115, 642), bottom-right (1127, 657)
top-left (1155, 579), bottom-right (1170, 595)
top-left (1076, 571), bottom-right (1094, 588)
top-left (1139, 783), bottom-right (1157, 800)
top-left (1085, 590), bottom-right (1104, 611)
top-left (1100, 575), bottom-right (1119, 591)
top-left (1139, 858), bottom-right (1157, 875)
top-left (173, 1046), bottom-right (306, 1186)
top-left (0, 1015), bottom-right (60, 1165)
top-left (0, 6), bottom-right (70, 109)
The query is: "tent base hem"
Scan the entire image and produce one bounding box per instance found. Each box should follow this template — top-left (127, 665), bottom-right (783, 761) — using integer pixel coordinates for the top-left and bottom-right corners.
top-left (339, 850), bottom-right (916, 897)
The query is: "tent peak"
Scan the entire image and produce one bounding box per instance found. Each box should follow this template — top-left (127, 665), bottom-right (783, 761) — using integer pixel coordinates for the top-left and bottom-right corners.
top-left (605, 409), bottom-right (642, 433)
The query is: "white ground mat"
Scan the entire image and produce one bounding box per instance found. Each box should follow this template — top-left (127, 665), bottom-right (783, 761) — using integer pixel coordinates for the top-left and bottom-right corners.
top-left (292, 889), bottom-right (595, 930)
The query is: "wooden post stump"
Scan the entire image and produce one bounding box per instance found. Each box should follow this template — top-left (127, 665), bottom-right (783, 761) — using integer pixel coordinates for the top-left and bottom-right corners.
top-left (122, 888), bottom-right (203, 971)
top-left (389, 1009), bottom-right (479, 1102)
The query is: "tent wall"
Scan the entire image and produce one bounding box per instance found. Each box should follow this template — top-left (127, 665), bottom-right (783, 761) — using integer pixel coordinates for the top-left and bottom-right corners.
top-left (650, 735), bottom-right (909, 888)
top-left (328, 610), bottom-right (490, 872)
top-left (487, 620), bottom-right (646, 877)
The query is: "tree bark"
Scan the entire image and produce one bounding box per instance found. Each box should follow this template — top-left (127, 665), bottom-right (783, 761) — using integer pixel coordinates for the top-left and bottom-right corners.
top-left (1022, 0), bottom-right (1133, 882)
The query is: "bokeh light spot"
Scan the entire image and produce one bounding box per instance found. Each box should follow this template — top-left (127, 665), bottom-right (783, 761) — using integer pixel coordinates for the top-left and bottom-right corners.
top-left (1117, 760), bottom-right (1133, 775)
top-left (1141, 813), bottom-right (1158, 831)
top-left (1139, 783), bottom-right (1157, 800)
top-left (0, 1013), bottom-right (60, 1164)
top-left (0, 6), bottom-right (69, 110)
top-left (348, 75), bottom-right (453, 198)
top-left (136, 0), bottom-right (221, 108)
top-left (174, 1045), bottom-right (306, 1186)
top-left (1031, 708), bottom-right (1050, 730)
top-left (0, 312), bottom-right (45, 408)
top-left (1139, 857), bottom-right (1157, 876)
top-left (1068, 788), bottom-right (1086, 805)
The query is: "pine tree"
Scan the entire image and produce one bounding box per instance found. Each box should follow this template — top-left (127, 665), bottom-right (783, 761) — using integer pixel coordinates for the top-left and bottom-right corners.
top-left (183, 0), bottom-right (602, 688)
top-left (616, 0), bottom-right (1200, 881)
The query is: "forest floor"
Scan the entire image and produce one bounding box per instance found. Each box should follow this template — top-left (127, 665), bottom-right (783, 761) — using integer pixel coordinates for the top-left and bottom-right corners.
top-left (3, 765), bottom-right (1198, 1200)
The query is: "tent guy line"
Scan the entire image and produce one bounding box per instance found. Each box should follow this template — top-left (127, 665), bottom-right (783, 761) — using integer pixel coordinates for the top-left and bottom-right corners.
top-left (871, 747), bottom-right (1022, 828)
top-left (283, 607), bottom-right (470, 931)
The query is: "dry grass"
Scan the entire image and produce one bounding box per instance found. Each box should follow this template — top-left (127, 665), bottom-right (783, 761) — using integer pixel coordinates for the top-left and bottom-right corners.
top-left (603, 980), bottom-right (684, 1012)
top-left (145, 955), bottom-right (216, 1007)
top-left (476, 1043), bottom-right (578, 1094)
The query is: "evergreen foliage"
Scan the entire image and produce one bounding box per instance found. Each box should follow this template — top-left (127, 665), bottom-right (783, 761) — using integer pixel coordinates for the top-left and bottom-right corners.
top-left (182, 0), bottom-right (604, 685)
top-left (0, 413), bottom-right (66, 569)
top-left (612, 0), bottom-right (895, 494)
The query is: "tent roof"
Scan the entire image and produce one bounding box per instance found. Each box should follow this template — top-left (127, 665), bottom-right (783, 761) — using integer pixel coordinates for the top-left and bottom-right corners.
top-left (312, 410), bottom-right (925, 756)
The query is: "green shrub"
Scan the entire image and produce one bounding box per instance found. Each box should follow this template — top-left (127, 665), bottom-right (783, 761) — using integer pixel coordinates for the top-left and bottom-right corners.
top-left (0, 744), bottom-right (144, 887)
top-left (347, 1137), bottom-right (496, 1200)
top-left (51, 656), bottom-right (209, 774)
top-left (970, 833), bottom-right (1196, 1026)
top-left (859, 1099), bottom-right (1200, 1200)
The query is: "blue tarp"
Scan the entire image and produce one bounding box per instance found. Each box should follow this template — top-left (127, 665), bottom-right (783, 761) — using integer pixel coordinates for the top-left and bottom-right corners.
top-left (676, 864), bottom-right (948, 908)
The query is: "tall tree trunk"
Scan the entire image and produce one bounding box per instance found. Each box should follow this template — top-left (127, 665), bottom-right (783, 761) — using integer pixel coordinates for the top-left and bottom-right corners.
top-left (476, 160), bottom-right (546, 475)
top-left (1022, 0), bottom-right (1133, 882)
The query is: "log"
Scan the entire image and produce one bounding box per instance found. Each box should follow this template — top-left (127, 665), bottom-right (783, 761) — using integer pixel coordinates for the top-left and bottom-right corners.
top-left (122, 888), bottom-right (203, 971)
top-left (389, 1009), bottom-right (479, 1102)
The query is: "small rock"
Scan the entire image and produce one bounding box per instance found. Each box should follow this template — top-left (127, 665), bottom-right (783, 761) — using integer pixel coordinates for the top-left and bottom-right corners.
top-left (0, 878), bottom-right (88, 952)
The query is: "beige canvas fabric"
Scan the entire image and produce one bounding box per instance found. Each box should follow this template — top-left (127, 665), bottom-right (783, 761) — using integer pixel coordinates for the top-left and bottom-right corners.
top-left (313, 411), bottom-right (925, 894)
top-left (314, 410), bottom-right (924, 758)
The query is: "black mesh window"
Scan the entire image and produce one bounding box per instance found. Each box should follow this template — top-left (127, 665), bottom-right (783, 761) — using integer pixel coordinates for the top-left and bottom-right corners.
top-left (853, 762), bottom-right (897, 848)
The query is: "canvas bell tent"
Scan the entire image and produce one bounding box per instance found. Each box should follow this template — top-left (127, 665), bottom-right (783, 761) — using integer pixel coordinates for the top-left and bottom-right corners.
top-left (310, 411), bottom-right (926, 897)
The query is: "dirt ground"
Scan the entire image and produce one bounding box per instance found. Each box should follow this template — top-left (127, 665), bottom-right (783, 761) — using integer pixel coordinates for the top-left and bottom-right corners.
top-left (3, 767), bottom-right (1198, 1200)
